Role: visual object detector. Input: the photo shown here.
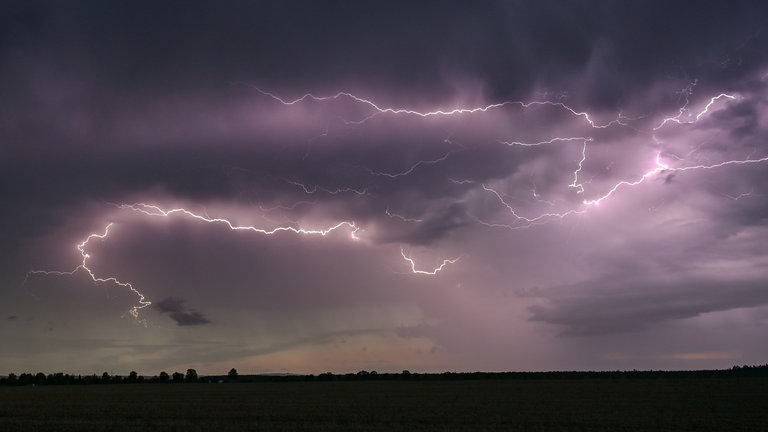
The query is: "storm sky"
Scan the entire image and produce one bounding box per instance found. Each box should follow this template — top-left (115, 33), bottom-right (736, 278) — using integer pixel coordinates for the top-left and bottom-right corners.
top-left (3, 1), bottom-right (768, 375)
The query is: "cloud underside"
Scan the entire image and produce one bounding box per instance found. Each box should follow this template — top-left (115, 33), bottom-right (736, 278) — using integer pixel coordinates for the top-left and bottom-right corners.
top-left (155, 297), bottom-right (210, 326)
top-left (528, 278), bottom-right (768, 336)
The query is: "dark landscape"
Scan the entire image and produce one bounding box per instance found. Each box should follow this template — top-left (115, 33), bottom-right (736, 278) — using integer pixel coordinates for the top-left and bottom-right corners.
top-left (2, 367), bottom-right (767, 431)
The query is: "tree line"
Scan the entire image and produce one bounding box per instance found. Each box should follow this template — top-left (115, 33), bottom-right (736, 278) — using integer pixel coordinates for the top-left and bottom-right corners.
top-left (0, 368), bottom-right (239, 386)
top-left (2, 364), bottom-right (768, 386)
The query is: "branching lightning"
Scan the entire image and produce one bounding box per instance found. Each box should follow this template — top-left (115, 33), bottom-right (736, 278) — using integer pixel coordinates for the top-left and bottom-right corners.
top-left (25, 223), bottom-right (152, 321)
top-left (117, 203), bottom-right (360, 238)
top-left (653, 93), bottom-right (737, 130)
top-left (26, 204), bottom-right (363, 322)
top-left (253, 87), bottom-right (635, 128)
top-left (27, 83), bottom-right (768, 321)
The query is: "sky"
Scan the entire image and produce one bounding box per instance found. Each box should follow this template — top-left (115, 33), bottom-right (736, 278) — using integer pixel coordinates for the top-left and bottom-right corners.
top-left (2, 0), bottom-right (768, 376)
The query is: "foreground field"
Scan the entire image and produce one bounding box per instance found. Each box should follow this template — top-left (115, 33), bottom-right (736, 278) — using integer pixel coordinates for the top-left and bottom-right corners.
top-left (1, 378), bottom-right (766, 431)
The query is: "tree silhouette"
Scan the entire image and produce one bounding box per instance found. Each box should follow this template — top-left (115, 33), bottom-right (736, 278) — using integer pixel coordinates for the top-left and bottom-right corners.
top-left (128, 371), bottom-right (138, 383)
top-left (228, 368), bottom-right (238, 381)
top-left (159, 371), bottom-right (170, 383)
top-left (185, 369), bottom-right (198, 382)
top-left (172, 371), bottom-right (184, 383)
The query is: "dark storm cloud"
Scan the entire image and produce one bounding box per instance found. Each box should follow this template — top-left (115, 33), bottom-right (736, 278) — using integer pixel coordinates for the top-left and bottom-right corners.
top-left (168, 311), bottom-right (210, 327)
top-left (2, 1), bottom-right (767, 229)
top-left (155, 297), bottom-right (210, 327)
top-left (155, 297), bottom-right (186, 314)
top-left (3, 0), bottom-right (768, 374)
top-left (527, 277), bottom-right (768, 336)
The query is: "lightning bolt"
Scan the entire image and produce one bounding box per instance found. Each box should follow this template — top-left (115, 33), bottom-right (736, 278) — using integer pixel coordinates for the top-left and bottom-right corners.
top-left (480, 184), bottom-right (587, 227)
top-left (27, 83), bottom-right (764, 320)
top-left (284, 179), bottom-right (369, 196)
top-left (722, 189), bottom-right (756, 201)
top-left (116, 203), bottom-right (360, 238)
top-left (26, 204), bottom-right (362, 322)
top-left (253, 87), bottom-right (634, 129)
top-left (568, 140), bottom-right (589, 194)
top-left (25, 223), bottom-right (152, 321)
top-left (479, 151), bottom-right (768, 229)
top-left (28, 197), bottom-right (474, 321)
top-left (363, 149), bottom-right (455, 178)
top-left (653, 93), bottom-right (737, 130)
top-left (399, 247), bottom-right (461, 275)
top-left (582, 154), bottom-right (768, 206)
top-left (385, 207), bottom-right (424, 223)
top-left (500, 136), bottom-right (593, 147)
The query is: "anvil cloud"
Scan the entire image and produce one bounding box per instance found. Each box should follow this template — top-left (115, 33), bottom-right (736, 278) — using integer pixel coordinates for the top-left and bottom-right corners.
top-left (2, 1), bottom-right (768, 375)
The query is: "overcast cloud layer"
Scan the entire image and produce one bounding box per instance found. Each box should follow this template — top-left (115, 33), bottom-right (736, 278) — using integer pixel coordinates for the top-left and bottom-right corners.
top-left (2, 0), bottom-right (768, 375)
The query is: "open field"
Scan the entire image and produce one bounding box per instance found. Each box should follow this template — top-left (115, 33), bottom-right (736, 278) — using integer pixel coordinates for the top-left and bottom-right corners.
top-left (1, 378), bottom-right (766, 431)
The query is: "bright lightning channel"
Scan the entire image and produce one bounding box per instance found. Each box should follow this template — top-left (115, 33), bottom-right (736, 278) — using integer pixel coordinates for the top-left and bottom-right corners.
top-left (25, 223), bottom-right (152, 321)
top-left (117, 203), bottom-right (360, 238)
top-left (582, 154), bottom-right (768, 206)
top-left (26, 204), bottom-right (364, 322)
top-left (653, 93), bottom-right (737, 130)
top-left (399, 247), bottom-right (461, 275)
top-left (253, 87), bottom-right (631, 128)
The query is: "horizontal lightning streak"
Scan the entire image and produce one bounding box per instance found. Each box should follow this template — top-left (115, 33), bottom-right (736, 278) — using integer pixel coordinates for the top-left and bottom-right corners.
top-left (481, 184), bottom-right (587, 225)
top-left (365, 150), bottom-right (454, 178)
top-left (583, 154), bottom-right (768, 206)
top-left (284, 179), bottom-right (368, 196)
top-left (386, 207), bottom-right (424, 223)
top-left (253, 87), bottom-right (630, 129)
top-left (481, 151), bottom-right (768, 228)
top-left (500, 137), bottom-right (593, 147)
top-left (117, 203), bottom-right (359, 237)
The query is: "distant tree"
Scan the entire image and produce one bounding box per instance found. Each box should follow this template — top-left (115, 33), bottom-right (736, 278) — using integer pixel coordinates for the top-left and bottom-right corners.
top-left (318, 372), bottom-right (334, 381)
top-left (228, 368), bottom-right (238, 381)
top-left (19, 373), bottom-right (33, 385)
top-left (101, 372), bottom-right (110, 383)
top-left (185, 369), bottom-right (198, 382)
top-left (159, 371), bottom-right (170, 383)
top-left (48, 372), bottom-right (67, 385)
top-left (7, 373), bottom-right (18, 385)
top-left (128, 371), bottom-right (138, 383)
top-left (172, 371), bottom-right (184, 383)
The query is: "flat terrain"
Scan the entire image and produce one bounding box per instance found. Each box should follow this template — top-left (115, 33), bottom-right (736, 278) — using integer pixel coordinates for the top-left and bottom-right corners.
top-left (1, 378), bottom-right (766, 431)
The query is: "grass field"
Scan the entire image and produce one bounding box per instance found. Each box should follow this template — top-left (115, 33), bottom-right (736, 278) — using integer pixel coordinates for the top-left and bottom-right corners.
top-left (1, 378), bottom-right (766, 431)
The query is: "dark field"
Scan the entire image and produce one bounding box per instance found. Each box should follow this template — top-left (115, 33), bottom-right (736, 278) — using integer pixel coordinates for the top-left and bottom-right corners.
top-left (1, 378), bottom-right (766, 431)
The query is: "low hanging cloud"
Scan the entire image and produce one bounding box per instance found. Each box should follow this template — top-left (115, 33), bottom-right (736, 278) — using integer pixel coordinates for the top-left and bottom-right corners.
top-left (154, 296), bottom-right (211, 326)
